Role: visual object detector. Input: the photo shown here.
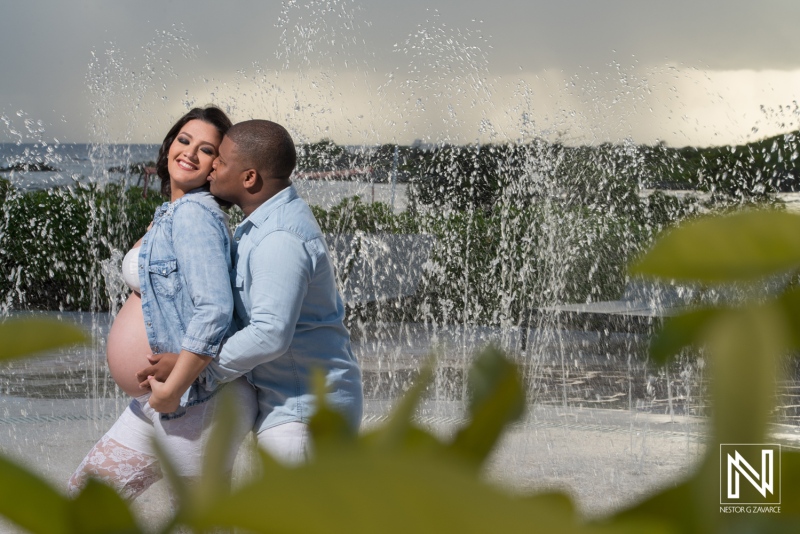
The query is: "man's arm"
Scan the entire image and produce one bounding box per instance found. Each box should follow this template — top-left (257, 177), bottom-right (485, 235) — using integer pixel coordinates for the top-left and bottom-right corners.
top-left (202, 230), bottom-right (312, 388)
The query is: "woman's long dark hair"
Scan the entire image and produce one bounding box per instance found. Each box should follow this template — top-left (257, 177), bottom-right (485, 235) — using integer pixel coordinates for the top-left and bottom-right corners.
top-left (156, 106), bottom-right (233, 198)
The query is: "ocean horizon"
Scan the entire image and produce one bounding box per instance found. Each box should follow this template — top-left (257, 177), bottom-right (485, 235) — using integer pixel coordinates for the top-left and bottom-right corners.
top-left (0, 143), bottom-right (161, 191)
top-left (0, 143), bottom-right (409, 211)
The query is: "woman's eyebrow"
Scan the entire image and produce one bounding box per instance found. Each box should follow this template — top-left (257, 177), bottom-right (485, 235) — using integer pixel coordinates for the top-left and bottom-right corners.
top-left (179, 130), bottom-right (216, 148)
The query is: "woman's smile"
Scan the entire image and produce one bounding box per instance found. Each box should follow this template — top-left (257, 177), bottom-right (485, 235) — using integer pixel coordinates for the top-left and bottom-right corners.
top-left (176, 158), bottom-right (198, 171)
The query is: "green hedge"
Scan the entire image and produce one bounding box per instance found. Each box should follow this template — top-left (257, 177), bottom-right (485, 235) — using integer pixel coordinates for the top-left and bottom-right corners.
top-left (0, 180), bottom-right (764, 323)
top-left (314, 190), bottom-right (704, 326)
top-left (0, 182), bottom-right (162, 311)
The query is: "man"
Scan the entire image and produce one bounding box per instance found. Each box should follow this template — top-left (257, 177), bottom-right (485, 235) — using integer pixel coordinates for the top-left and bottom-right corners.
top-left (140, 120), bottom-right (363, 464)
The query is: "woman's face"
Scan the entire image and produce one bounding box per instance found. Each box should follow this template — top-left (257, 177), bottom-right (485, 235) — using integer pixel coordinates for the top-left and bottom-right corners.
top-left (167, 119), bottom-right (222, 201)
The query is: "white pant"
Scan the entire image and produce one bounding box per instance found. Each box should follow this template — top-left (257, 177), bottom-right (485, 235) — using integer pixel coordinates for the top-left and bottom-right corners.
top-left (68, 376), bottom-right (258, 500)
top-left (107, 376), bottom-right (258, 477)
top-left (256, 422), bottom-right (311, 467)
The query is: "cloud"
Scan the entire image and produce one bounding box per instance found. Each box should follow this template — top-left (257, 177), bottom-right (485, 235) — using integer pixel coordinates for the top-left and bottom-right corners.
top-left (1, 1), bottom-right (798, 146)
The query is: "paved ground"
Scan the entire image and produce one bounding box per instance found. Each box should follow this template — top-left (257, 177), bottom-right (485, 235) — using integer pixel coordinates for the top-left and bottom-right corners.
top-left (2, 312), bottom-right (800, 531)
top-left (3, 392), bottom-right (800, 532)
top-left (0, 393), bottom-right (718, 532)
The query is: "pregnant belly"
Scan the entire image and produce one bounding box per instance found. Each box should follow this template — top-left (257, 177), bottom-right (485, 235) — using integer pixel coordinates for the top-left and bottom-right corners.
top-left (106, 292), bottom-right (153, 397)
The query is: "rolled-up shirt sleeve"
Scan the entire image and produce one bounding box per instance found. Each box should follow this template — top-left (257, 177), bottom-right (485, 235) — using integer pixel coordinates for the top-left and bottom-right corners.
top-left (171, 202), bottom-right (234, 356)
top-left (203, 229), bottom-right (311, 387)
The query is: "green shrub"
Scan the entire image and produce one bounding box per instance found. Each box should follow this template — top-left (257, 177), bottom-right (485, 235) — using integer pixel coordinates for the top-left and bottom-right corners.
top-left (313, 195), bottom-right (418, 235)
top-left (0, 183), bottom-right (162, 311)
top-left (0, 177), bottom-right (771, 326)
top-left (303, 191), bottom-right (699, 326)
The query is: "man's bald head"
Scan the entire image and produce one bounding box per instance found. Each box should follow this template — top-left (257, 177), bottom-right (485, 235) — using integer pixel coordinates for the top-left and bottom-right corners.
top-left (226, 120), bottom-right (296, 181)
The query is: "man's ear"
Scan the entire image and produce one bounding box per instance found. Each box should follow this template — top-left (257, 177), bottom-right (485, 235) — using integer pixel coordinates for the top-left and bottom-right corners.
top-left (242, 169), bottom-right (259, 188)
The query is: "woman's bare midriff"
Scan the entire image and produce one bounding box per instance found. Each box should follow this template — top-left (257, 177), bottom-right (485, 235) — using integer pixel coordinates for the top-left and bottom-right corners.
top-left (106, 292), bottom-right (152, 396)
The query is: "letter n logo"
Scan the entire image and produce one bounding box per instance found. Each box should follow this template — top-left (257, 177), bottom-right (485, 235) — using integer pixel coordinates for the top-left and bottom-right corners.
top-left (720, 444), bottom-right (781, 505)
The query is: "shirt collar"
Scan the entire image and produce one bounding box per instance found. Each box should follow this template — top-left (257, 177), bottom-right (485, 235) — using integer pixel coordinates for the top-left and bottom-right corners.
top-left (182, 187), bottom-right (214, 202)
top-left (160, 187), bottom-right (217, 217)
top-left (241, 185), bottom-right (297, 229)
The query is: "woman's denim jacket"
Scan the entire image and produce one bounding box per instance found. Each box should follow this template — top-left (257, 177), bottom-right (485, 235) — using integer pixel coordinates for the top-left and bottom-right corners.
top-left (138, 188), bottom-right (235, 410)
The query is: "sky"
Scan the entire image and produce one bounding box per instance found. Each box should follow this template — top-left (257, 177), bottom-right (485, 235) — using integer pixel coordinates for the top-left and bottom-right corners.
top-left (1, 0), bottom-right (799, 147)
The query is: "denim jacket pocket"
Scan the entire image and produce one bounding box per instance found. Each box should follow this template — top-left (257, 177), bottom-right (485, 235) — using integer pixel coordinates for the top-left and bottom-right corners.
top-left (148, 258), bottom-right (180, 299)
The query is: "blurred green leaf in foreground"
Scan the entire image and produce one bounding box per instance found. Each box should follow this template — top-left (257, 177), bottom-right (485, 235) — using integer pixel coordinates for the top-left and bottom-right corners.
top-left (624, 208), bottom-right (800, 532)
top-left (0, 317), bottom-right (88, 362)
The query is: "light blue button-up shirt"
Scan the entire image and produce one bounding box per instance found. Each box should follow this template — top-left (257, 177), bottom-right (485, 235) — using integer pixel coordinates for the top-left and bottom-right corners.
top-left (202, 186), bottom-right (363, 432)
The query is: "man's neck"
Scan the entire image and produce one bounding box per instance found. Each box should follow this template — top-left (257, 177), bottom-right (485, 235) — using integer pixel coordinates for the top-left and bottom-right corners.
top-left (240, 180), bottom-right (291, 217)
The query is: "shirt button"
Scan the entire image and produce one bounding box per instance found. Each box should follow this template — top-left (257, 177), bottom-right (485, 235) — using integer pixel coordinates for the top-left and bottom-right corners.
top-left (147, 322), bottom-right (152, 326)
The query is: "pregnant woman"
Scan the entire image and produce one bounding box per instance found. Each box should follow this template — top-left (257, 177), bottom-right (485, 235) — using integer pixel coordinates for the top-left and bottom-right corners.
top-left (68, 106), bottom-right (257, 500)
